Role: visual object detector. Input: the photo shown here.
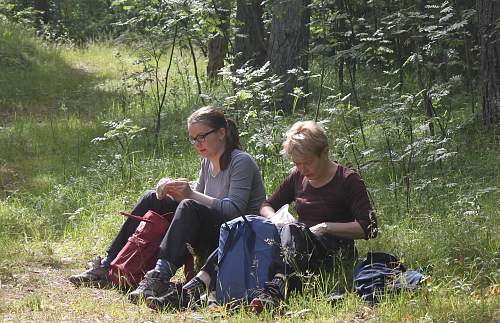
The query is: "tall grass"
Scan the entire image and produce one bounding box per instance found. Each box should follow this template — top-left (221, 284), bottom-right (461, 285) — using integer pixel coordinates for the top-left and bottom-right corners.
top-left (0, 21), bottom-right (498, 321)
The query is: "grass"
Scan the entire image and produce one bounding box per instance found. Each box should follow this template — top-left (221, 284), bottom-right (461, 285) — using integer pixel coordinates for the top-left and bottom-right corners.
top-left (0, 20), bottom-right (499, 321)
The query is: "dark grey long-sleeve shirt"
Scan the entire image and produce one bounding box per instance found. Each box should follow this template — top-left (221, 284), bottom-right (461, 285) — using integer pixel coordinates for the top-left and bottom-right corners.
top-left (195, 149), bottom-right (266, 220)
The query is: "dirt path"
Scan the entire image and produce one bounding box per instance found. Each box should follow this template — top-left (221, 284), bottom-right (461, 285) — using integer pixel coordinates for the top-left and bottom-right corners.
top-left (0, 262), bottom-right (211, 322)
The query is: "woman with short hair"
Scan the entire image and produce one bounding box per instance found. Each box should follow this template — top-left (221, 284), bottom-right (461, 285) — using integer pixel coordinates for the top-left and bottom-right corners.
top-left (250, 120), bottom-right (378, 312)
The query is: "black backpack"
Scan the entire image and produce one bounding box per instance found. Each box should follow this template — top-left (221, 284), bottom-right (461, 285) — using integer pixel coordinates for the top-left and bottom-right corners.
top-left (353, 252), bottom-right (424, 304)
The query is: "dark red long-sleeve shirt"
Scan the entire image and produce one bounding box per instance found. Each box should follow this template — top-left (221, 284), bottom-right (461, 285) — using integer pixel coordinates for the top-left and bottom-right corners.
top-left (262, 164), bottom-right (377, 239)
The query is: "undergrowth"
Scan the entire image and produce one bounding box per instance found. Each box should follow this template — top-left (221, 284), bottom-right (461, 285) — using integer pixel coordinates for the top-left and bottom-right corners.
top-left (0, 21), bottom-right (498, 322)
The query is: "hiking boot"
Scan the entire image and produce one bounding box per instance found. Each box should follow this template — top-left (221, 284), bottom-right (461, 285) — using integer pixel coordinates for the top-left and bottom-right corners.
top-left (128, 270), bottom-right (172, 304)
top-left (69, 256), bottom-right (109, 287)
top-left (249, 276), bottom-right (286, 314)
top-left (146, 277), bottom-right (206, 311)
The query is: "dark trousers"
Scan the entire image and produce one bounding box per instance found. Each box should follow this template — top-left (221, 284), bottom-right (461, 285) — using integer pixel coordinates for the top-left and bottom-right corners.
top-left (274, 222), bottom-right (357, 290)
top-left (107, 191), bottom-right (225, 272)
top-left (157, 199), bottom-right (225, 269)
top-left (200, 250), bottom-right (218, 274)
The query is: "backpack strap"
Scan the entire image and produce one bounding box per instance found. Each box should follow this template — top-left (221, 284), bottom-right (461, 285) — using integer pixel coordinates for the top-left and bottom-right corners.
top-left (217, 215), bottom-right (256, 266)
top-left (217, 221), bottom-right (241, 266)
top-left (120, 211), bottom-right (174, 223)
top-left (241, 215), bottom-right (256, 256)
top-left (118, 211), bottom-right (175, 223)
top-left (119, 211), bottom-right (153, 223)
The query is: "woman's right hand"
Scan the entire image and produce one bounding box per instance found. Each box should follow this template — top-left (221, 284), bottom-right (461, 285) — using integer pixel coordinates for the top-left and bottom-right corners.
top-left (259, 205), bottom-right (276, 219)
top-left (164, 178), bottom-right (193, 202)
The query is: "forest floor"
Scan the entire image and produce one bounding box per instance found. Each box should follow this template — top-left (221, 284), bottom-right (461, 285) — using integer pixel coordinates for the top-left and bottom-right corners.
top-left (0, 251), bottom-right (375, 322)
top-left (2, 265), bottom-right (499, 322)
top-left (0, 250), bottom-right (220, 322)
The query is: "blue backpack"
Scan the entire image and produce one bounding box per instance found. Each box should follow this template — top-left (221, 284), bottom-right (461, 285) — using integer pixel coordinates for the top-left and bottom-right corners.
top-left (215, 215), bottom-right (280, 304)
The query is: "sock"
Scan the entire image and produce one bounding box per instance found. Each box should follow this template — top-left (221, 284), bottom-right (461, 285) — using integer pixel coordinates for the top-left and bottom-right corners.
top-left (195, 271), bottom-right (211, 290)
top-left (101, 256), bottom-right (111, 269)
top-left (154, 259), bottom-right (177, 279)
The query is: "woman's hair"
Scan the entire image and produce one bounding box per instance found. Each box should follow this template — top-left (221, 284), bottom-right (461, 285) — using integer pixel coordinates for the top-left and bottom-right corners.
top-left (187, 106), bottom-right (241, 170)
top-left (282, 121), bottom-right (329, 159)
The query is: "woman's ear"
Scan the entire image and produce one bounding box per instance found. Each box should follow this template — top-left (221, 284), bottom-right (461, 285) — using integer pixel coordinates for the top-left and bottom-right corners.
top-left (322, 146), bottom-right (329, 159)
top-left (218, 127), bottom-right (226, 141)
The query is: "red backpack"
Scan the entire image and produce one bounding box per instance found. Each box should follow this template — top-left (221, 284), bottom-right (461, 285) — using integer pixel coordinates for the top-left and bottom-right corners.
top-left (107, 210), bottom-right (195, 288)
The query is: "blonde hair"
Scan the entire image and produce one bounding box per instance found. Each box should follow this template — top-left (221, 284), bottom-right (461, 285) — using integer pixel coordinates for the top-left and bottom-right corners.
top-left (282, 121), bottom-right (329, 159)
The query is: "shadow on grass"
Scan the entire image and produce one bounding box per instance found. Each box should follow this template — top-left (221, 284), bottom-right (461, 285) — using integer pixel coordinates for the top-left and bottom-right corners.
top-left (0, 22), bottom-right (128, 196)
top-left (0, 21), bottom-right (120, 120)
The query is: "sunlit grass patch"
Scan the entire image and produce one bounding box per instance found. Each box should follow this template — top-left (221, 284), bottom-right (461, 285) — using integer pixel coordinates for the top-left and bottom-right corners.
top-left (0, 116), bottom-right (104, 196)
top-left (62, 41), bottom-right (131, 79)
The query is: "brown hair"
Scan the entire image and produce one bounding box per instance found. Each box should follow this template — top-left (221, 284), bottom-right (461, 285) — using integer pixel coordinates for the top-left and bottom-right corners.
top-left (282, 121), bottom-right (329, 159)
top-left (187, 106), bottom-right (241, 170)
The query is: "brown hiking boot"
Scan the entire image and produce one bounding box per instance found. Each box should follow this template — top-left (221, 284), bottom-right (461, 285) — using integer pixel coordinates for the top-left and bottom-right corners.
top-left (69, 256), bottom-right (109, 287)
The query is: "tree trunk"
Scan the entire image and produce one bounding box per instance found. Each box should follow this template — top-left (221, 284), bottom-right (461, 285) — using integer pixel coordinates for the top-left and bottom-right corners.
top-left (234, 0), bottom-right (267, 69)
top-left (33, 0), bottom-right (50, 26)
top-left (268, 0), bottom-right (310, 113)
top-left (396, 36), bottom-right (404, 93)
top-left (335, 0), bottom-right (346, 93)
top-left (464, 32), bottom-right (476, 114)
top-left (338, 58), bottom-right (344, 93)
top-left (477, 0), bottom-right (500, 125)
top-left (207, 0), bottom-right (231, 81)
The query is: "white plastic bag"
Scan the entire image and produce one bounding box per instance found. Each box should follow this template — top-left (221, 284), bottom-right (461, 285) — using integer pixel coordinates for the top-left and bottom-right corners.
top-left (269, 204), bottom-right (295, 226)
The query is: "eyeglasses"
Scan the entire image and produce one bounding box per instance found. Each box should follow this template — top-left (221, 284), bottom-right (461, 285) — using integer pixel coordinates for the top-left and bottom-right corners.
top-left (189, 128), bottom-right (218, 145)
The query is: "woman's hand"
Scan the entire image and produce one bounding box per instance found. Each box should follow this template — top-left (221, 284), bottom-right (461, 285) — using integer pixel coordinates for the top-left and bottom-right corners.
top-left (259, 205), bottom-right (276, 219)
top-left (309, 222), bottom-right (330, 235)
top-left (164, 178), bottom-right (193, 202)
top-left (309, 221), bottom-right (367, 239)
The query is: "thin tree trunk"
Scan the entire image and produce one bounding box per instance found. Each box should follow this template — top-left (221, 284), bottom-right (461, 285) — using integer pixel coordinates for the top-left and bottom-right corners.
top-left (464, 36), bottom-right (475, 114)
top-left (384, 131), bottom-right (400, 218)
top-left (154, 25), bottom-right (178, 146)
top-left (397, 36), bottom-right (404, 93)
top-left (415, 43), bottom-right (435, 136)
top-left (344, 0), bottom-right (360, 106)
top-left (315, 60), bottom-right (325, 122)
top-left (187, 37), bottom-right (204, 102)
top-left (478, 0), bottom-right (500, 125)
top-left (338, 58), bottom-right (344, 93)
top-left (335, 0), bottom-right (346, 93)
top-left (348, 59), bottom-right (360, 107)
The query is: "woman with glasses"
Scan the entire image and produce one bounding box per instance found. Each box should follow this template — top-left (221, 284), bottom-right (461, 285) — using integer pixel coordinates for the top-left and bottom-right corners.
top-left (69, 106), bottom-right (266, 302)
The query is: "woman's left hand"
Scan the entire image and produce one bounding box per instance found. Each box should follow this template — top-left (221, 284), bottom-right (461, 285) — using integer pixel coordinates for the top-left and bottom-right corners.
top-left (164, 179), bottom-right (193, 202)
top-left (309, 222), bottom-right (330, 236)
top-left (309, 221), bottom-right (367, 239)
